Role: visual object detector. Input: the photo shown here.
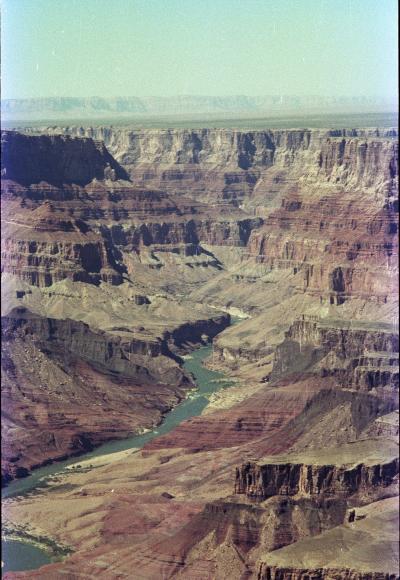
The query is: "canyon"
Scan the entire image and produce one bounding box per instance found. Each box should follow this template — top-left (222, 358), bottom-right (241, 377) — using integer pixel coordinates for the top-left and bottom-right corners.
top-left (1, 124), bottom-right (398, 579)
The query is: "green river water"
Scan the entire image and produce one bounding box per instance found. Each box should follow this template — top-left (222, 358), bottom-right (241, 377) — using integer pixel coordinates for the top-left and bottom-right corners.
top-left (2, 340), bottom-right (235, 573)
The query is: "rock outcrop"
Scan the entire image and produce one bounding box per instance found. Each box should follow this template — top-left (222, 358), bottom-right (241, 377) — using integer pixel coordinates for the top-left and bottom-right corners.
top-left (1, 131), bottom-right (264, 291)
top-left (257, 566), bottom-right (399, 579)
top-left (1, 124), bottom-right (398, 579)
top-left (246, 192), bottom-right (398, 304)
top-left (1, 130), bottom-right (129, 185)
top-left (1, 131), bottom-right (238, 484)
top-left (1, 307), bottom-right (188, 483)
top-left (256, 497), bottom-right (399, 580)
top-left (235, 451), bottom-right (399, 501)
top-left (34, 127), bottom-right (398, 206)
top-left (271, 316), bottom-right (399, 393)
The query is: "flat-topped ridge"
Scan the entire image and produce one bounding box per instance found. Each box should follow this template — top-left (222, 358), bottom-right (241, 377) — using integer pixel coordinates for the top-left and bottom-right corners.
top-left (1, 130), bottom-right (129, 186)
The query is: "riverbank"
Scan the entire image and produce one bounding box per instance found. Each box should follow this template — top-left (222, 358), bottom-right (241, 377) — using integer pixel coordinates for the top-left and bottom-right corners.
top-left (2, 315), bottom-right (241, 497)
top-left (2, 522), bottom-right (72, 561)
top-left (2, 334), bottom-right (240, 573)
top-left (4, 319), bottom-right (242, 494)
top-left (65, 448), bottom-right (140, 471)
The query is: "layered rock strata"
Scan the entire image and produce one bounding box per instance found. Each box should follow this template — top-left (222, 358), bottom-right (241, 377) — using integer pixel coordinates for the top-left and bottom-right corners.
top-left (36, 127), bottom-right (398, 203)
top-left (235, 441), bottom-right (399, 501)
top-left (272, 316), bottom-right (399, 393)
top-left (1, 130), bottom-right (238, 483)
top-left (1, 125), bottom-right (398, 579)
top-left (256, 497), bottom-right (399, 580)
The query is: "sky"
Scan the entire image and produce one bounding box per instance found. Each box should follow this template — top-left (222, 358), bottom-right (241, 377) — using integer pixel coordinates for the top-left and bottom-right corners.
top-left (1, 0), bottom-right (398, 100)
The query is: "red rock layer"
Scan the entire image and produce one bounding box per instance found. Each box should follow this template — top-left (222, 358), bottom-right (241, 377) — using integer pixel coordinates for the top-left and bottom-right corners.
top-left (1, 309), bottom-right (193, 484)
top-left (38, 128), bottom-right (398, 205)
top-left (1, 127), bottom-right (398, 579)
top-left (271, 316), bottom-right (399, 393)
top-left (146, 382), bottom-right (321, 452)
top-left (246, 194), bottom-right (398, 304)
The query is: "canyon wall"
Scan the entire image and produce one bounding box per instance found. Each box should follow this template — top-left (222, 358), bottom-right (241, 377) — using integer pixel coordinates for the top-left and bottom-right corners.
top-left (0, 130), bottom-right (236, 483)
top-left (1, 130), bottom-right (129, 185)
top-left (32, 127), bottom-right (398, 208)
top-left (271, 316), bottom-right (399, 393)
top-left (235, 456), bottom-right (399, 501)
top-left (1, 125), bottom-right (398, 579)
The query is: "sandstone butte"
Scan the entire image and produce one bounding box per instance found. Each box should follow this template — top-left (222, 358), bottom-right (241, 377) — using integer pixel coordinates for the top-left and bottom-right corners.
top-left (1, 126), bottom-right (399, 579)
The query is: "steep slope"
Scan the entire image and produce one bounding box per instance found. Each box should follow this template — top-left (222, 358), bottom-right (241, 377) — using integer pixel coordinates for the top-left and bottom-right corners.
top-left (1, 130), bottom-right (237, 483)
top-left (35, 127), bottom-right (398, 207)
top-left (1, 130), bottom-right (129, 185)
top-left (2, 125), bottom-right (398, 579)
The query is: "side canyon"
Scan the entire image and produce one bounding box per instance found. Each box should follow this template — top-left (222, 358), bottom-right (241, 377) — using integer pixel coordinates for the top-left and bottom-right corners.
top-left (1, 125), bottom-right (398, 579)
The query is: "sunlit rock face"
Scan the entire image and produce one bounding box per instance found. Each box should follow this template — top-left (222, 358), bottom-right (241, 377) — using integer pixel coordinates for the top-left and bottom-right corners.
top-left (0, 130), bottom-right (233, 483)
top-left (36, 126), bottom-right (398, 205)
top-left (1, 126), bottom-right (398, 580)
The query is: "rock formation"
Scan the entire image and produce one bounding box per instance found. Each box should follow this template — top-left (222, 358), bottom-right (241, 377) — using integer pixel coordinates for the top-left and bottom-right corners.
top-left (1, 124), bottom-right (398, 579)
top-left (1, 130), bottom-right (129, 185)
top-left (234, 440), bottom-right (399, 501)
top-left (1, 130), bottom-right (235, 483)
top-left (28, 127), bottom-right (398, 207)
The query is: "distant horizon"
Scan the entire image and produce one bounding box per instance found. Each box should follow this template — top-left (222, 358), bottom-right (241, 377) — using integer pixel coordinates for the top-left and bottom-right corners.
top-left (2, 111), bottom-right (398, 132)
top-left (2, 94), bottom-right (397, 101)
top-left (2, 94), bottom-right (397, 121)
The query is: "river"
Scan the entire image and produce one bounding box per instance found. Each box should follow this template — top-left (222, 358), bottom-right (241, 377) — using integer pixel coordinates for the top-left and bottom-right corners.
top-left (2, 340), bottom-right (235, 572)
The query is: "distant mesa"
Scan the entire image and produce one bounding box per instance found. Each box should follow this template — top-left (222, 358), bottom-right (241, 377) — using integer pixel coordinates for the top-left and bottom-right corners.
top-left (1, 95), bottom-right (397, 121)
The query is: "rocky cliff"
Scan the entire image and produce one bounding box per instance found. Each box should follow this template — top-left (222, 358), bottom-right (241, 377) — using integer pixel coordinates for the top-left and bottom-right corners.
top-left (1, 303), bottom-right (230, 484)
top-left (235, 446), bottom-right (399, 501)
top-left (34, 127), bottom-right (398, 205)
top-left (246, 192), bottom-right (398, 304)
top-left (1, 307), bottom-right (183, 484)
top-left (1, 125), bottom-right (398, 580)
top-left (1, 131), bottom-right (264, 289)
top-left (1, 130), bottom-right (129, 185)
top-left (256, 497), bottom-right (399, 580)
top-left (1, 131), bottom-right (238, 483)
top-left (258, 566), bottom-right (399, 579)
top-left (271, 317), bottom-right (399, 393)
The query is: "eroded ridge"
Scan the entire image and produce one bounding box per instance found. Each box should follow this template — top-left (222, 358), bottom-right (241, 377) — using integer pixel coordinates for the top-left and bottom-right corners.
top-left (1, 126), bottom-right (398, 579)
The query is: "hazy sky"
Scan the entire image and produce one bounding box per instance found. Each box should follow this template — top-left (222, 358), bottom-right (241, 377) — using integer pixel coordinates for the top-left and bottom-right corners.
top-left (1, 0), bottom-right (398, 100)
